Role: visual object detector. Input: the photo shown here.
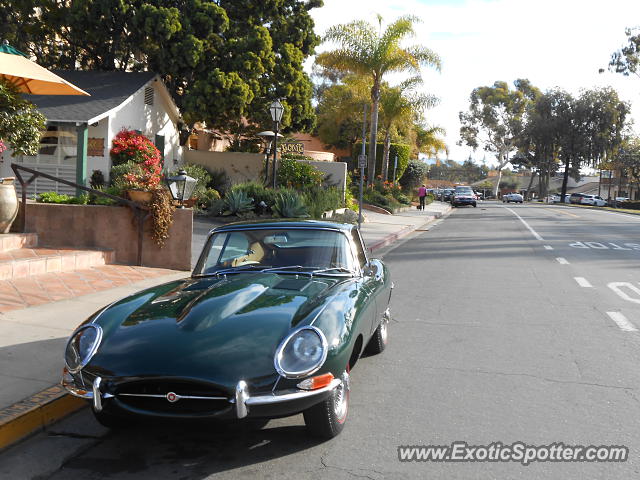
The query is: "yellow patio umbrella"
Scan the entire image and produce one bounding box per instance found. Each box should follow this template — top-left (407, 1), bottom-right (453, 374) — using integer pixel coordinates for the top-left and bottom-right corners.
top-left (0, 41), bottom-right (89, 96)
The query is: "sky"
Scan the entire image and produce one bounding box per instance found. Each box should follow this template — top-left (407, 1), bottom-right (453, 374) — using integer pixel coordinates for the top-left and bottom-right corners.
top-left (308, 0), bottom-right (640, 167)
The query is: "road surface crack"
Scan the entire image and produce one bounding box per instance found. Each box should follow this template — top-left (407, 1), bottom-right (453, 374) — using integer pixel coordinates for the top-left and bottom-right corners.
top-left (426, 366), bottom-right (635, 391)
top-left (319, 456), bottom-right (384, 480)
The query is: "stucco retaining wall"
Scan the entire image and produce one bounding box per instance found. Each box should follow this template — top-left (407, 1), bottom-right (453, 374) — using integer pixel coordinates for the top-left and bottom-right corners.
top-left (14, 202), bottom-right (192, 270)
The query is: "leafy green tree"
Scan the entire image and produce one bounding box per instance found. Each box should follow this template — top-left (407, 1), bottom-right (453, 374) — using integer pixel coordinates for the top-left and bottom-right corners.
top-left (459, 79), bottom-right (534, 196)
top-left (316, 15), bottom-right (440, 182)
top-left (315, 74), bottom-right (370, 150)
top-left (399, 159), bottom-right (429, 190)
top-left (4, 0), bottom-right (321, 140)
top-left (0, 78), bottom-right (46, 156)
top-left (608, 27), bottom-right (640, 79)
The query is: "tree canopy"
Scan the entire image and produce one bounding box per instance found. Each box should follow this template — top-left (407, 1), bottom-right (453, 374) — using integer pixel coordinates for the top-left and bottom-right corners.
top-left (608, 27), bottom-right (640, 79)
top-left (0, 78), bottom-right (46, 156)
top-left (316, 14), bottom-right (440, 180)
top-left (458, 79), bottom-right (535, 195)
top-left (1, 0), bottom-right (322, 139)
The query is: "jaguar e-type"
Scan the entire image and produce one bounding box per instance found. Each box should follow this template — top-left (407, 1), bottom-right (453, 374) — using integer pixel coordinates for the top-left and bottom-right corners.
top-left (62, 220), bottom-right (392, 438)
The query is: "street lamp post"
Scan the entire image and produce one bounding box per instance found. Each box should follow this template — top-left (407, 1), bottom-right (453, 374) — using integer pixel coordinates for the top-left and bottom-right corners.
top-left (166, 169), bottom-right (197, 208)
top-left (269, 100), bottom-right (284, 188)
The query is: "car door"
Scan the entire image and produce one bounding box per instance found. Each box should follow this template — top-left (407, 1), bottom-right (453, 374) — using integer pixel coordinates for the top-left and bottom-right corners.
top-left (350, 227), bottom-right (379, 336)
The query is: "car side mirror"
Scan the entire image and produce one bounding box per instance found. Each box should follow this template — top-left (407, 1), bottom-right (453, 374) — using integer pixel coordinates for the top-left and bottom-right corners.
top-left (364, 259), bottom-right (383, 281)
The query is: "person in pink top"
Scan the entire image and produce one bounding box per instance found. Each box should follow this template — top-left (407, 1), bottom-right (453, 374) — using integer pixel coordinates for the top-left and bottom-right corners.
top-left (418, 184), bottom-right (427, 211)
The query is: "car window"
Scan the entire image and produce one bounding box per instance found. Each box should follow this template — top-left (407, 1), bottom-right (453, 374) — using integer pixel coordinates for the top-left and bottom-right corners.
top-left (195, 228), bottom-right (356, 274)
top-left (350, 228), bottom-right (367, 269)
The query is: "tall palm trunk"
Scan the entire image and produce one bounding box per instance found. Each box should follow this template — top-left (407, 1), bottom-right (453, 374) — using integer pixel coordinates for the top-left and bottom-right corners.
top-left (382, 128), bottom-right (391, 182)
top-left (368, 80), bottom-right (381, 184)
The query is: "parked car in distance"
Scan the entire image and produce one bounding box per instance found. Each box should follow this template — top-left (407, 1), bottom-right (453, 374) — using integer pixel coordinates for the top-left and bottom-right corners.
top-left (615, 197), bottom-right (630, 203)
top-left (580, 194), bottom-right (606, 207)
top-left (547, 194), bottom-right (560, 203)
top-left (442, 188), bottom-right (455, 201)
top-left (502, 192), bottom-right (523, 203)
top-left (452, 186), bottom-right (477, 207)
top-left (62, 220), bottom-right (393, 439)
top-left (569, 193), bottom-right (586, 204)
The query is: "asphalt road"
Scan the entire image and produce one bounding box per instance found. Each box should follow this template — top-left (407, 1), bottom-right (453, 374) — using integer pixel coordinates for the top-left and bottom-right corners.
top-left (3, 202), bottom-right (640, 479)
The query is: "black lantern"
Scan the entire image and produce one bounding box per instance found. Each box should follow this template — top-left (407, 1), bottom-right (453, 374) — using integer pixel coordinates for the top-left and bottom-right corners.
top-left (268, 100), bottom-right (285, 188)
top-left (166, 169), bottom-right (197, 208)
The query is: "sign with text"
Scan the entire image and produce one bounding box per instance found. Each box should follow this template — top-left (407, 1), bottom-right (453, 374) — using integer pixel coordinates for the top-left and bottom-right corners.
top-left (278, 142), bottom-right (304, 155)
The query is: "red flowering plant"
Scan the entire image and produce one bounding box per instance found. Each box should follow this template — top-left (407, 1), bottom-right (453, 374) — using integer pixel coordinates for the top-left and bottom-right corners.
top-left (109, 129), bottom-right (162, 191)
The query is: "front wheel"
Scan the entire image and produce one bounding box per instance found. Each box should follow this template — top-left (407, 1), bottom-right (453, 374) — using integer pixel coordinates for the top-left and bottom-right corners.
top-left (303, 370), bottom-right (350, 439)
top-left (473, 203), bottom-right (477, 208)
top-left (365, 310), bottom-right (389, 355)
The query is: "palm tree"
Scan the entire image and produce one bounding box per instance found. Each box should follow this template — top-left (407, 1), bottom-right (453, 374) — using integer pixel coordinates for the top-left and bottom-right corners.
top-left (379, 79), bottom-right (438, 181)
top-left (316, 15), bottom-right (441, 182)
top-left (415, 125), bottom-right (448, 159)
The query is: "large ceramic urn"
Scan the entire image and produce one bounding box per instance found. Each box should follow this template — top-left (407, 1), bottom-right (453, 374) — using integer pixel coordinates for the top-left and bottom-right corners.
top-left (0, 177), bottom-right (19, 233)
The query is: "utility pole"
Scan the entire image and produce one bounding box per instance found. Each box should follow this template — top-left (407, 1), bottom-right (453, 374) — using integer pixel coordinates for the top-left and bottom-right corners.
top-left (392, 154), bottom-right (398, 183)
top-left (358, 104), bottom-right (368, 229)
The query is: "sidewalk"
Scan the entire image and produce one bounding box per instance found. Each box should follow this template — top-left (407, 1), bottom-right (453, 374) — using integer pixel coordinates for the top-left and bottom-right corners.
top-left (0, 201), bottom-right (450, 450)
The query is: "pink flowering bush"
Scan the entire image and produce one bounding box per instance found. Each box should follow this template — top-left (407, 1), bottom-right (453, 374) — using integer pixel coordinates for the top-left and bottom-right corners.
top-left (110, 130), bottom-right (162, 190)
top-left (0, 140), bottom-right (6, 153)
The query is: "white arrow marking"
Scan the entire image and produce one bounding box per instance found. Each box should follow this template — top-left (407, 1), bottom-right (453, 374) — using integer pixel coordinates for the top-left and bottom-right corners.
top-left (556, 257), bottom-right (570, 265)
top-left (608, 282), bottom-right (640, 305)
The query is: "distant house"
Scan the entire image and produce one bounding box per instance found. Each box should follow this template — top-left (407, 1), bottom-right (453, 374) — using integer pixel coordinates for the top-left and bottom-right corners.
top-left (1, 71), bottom-right (184, 195)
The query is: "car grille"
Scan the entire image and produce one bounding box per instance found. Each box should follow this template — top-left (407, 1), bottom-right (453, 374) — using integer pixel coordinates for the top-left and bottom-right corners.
top-left (114, 379), bottom-right (232, 415)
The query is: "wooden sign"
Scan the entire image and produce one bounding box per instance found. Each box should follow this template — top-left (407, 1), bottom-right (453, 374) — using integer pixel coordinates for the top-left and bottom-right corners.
top-left (87, 138), bottom-right (105, 157)
top-left (278, 142), bottom-right (304, 155)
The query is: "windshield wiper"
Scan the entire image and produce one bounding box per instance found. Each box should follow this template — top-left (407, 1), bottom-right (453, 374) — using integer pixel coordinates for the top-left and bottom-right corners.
top-left (260, 265), bottom-right (313, 274)
top-left (194, 264), bottom-right (271, 277)
top-left (310, 267), bottom-right (353, 276)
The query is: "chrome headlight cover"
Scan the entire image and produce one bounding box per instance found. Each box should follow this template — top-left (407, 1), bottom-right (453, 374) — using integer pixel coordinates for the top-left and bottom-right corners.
top-left (64, 324), bottom-right (103, 374)
top-left (274, 326), bottom-right (328, 379)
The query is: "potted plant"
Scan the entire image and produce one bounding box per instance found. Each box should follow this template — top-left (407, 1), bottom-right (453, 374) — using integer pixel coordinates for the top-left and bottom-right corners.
top-left (109, 130), bottom-right (162, 202)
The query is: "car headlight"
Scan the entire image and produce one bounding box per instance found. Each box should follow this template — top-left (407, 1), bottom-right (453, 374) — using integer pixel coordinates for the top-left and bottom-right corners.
top-left (64, 324), bottom-right (103, 373)
top-left (274, 326), bottom-right (328, 379)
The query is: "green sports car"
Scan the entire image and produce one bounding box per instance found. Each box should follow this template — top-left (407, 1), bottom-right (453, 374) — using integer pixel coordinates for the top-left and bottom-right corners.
top-left (62, 220), bottom-right (393, 438)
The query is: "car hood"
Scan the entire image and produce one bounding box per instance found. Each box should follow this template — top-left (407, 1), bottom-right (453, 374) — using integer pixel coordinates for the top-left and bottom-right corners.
top-left (88, 274), bottom-right (343, 389)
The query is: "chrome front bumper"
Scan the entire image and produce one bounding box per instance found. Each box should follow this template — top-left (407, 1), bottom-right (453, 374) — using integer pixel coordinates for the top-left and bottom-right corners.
top-left (62, 375), bottom-right (341, 419)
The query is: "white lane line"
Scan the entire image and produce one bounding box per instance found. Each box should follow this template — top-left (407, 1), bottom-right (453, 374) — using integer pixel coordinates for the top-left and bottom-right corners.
top-left (556, 257), bottom-right (570, 265)
top-left (574, 277), bottom-right (593, 288)
top-left (544, 245), bottom-right (553, 250)
top-left (503, 207), bottom-right (545, 241)
top-left (606, 312), bottom-right (638, 332)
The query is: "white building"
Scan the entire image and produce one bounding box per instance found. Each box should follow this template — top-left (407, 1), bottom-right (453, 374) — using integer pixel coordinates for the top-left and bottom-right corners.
top-left (1, 71), bottom-right (185, 194)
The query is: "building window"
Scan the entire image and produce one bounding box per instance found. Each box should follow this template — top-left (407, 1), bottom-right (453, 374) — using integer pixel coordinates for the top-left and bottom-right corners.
top-left (144, 86), bottom-right (154, 106)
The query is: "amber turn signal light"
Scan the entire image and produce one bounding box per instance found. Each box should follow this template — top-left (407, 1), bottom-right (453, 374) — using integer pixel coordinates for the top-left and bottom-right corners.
top-left (297, 373), bottom-right (334, 390)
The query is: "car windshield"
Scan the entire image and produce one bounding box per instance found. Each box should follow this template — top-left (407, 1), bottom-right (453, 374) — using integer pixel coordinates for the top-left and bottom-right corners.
top-left (194, 228), bottom-right (355, 275)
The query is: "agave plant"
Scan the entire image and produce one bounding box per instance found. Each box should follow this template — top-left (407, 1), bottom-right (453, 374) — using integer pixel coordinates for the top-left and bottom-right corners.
top-left (273, 192), bottom-right (309, 218)
top-left (222, 190), bottom-right (254, 216)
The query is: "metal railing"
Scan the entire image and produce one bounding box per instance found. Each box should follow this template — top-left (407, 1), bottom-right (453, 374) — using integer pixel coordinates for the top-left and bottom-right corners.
top-left (11, 163), bottom-right (150, 266)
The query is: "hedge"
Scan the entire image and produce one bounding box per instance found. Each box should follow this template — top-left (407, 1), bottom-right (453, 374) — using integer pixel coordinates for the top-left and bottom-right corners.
top-left (351, 143), bottom-right (411, 181)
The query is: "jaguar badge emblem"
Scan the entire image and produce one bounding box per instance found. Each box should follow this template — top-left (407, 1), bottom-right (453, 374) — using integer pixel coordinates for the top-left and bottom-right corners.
top-left (166, 392), bottom-right (179, 403)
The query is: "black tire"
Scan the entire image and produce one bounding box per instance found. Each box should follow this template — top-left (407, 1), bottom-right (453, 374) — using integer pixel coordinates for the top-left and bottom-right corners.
top-left (93, 408), bottom-right (133, 429)
top-left (303, 370), bottom-right (350, 439)
top-left (473, 203), bottom-right (477, 208)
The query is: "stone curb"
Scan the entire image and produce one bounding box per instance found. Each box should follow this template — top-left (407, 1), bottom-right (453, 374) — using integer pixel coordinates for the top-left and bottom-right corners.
top-left (0, 385), bottom-right (85, 451)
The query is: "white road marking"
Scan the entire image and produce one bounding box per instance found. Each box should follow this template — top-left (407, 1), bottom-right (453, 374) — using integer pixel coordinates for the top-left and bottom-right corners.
top-left (608, 282), bottom-right (640, 305)
top-left (503, 207), bottom-right (545, 241)
top-left (574, 277), bottom-right (593, 288)
top-left (606, 312), bottom-right (638, 332)
top-left (556, 257), bottom-right (569, 265)
top-left (544, 245), bottom-right (553, 250)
